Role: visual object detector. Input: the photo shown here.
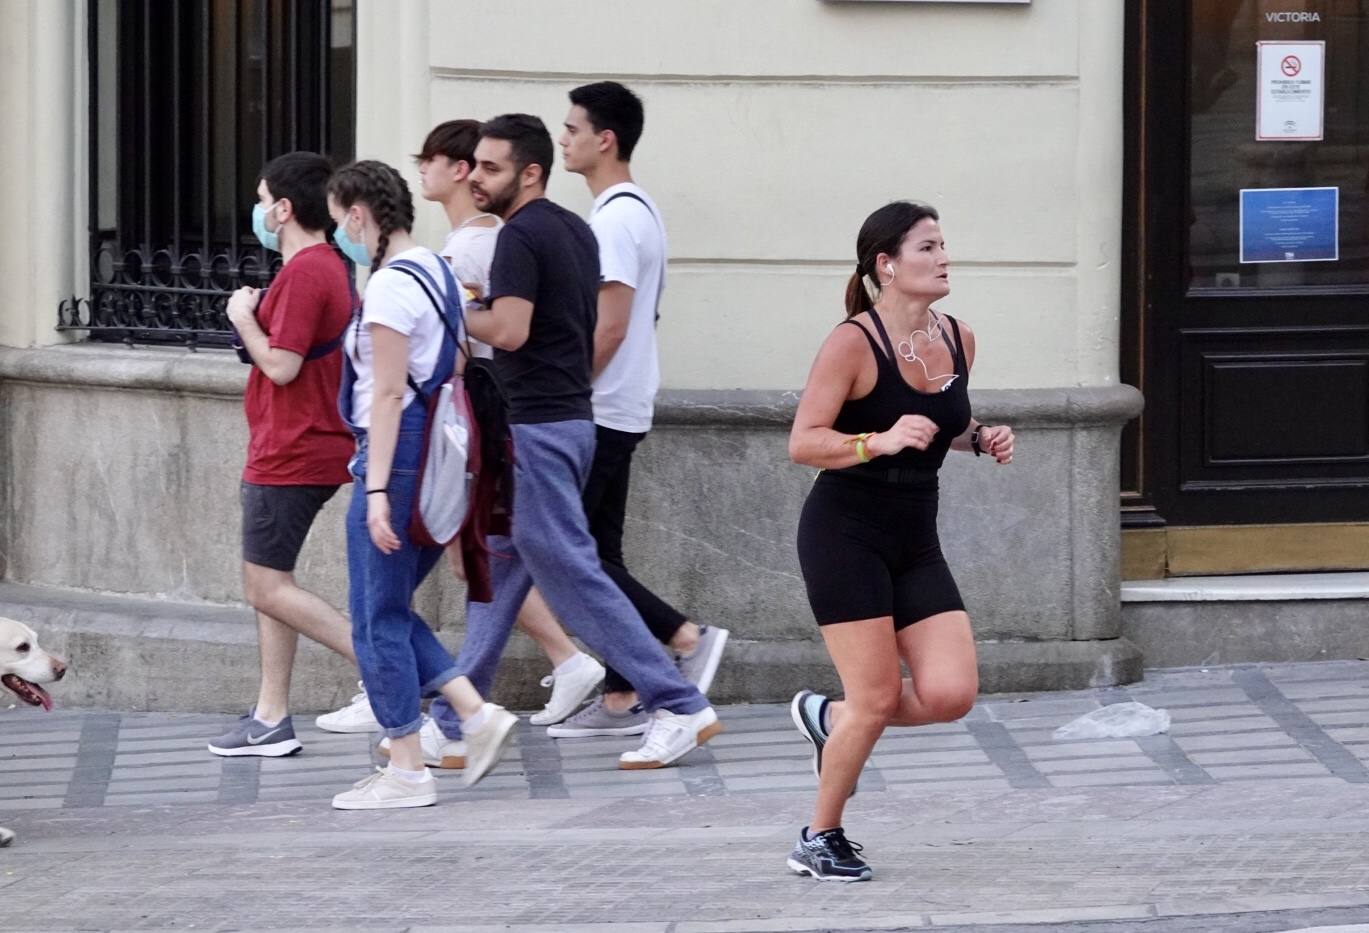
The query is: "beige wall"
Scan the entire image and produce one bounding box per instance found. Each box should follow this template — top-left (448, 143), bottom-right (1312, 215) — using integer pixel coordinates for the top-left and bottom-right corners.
top-left (356, 0), bottom-right (1124, 391)
top-left (0, 0), bottom-right (84, 350)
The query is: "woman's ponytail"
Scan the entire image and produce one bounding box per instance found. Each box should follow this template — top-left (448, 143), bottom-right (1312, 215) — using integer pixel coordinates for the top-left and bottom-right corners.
top-left (844, 264), bottom-right (874, 319)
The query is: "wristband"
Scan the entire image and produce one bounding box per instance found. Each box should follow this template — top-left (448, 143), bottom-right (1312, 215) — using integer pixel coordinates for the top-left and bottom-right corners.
top-left (854, 432), bottom-right (873, 464)
top-left (366, 488), bottom-right (389, 496)
top-left (970, 426), bottom-right (985, 457)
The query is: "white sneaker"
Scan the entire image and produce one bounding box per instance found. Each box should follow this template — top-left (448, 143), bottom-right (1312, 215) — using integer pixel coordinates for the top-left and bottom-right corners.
top-left (377, 717), bottom-right (467, 769)
top-left (462, 704), bottom-right (518, 787)
top-left (528, 654), bottom-right (606, 726)
top-left (618, 707), bottom-right (723, 770)
top-left (331, 768), bottom-right (437, 810)
top-left (315, 681), bottom-right (379, 734)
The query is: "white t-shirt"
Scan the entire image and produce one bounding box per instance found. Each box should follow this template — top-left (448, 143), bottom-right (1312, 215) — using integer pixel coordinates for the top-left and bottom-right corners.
top-left (589, 182), bottom-right (666, 434)
top-left (440, 216), bottom-right (501, 360)
top-left (440, 216), bottom-right (501, 298)
top-left (344, 247), bottom-right (457, 429)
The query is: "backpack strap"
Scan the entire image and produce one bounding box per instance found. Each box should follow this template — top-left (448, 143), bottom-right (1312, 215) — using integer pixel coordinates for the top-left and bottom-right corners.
top-left (233, 275), bottom-right (358, 364)
top-left (307, 273), bottom-right (359, 360)
top-left (601, 191), bottom-right (666, 323)
top-left (386, 257), bottom-right (471, 399)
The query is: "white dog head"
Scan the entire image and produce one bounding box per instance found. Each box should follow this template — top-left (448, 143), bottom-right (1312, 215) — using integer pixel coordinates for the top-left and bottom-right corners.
top-left (0, 617), bottom-right (66, 711)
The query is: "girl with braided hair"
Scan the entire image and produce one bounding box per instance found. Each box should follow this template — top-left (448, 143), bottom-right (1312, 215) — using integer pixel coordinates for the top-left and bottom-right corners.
top-left (326, 159), bottom-right (517, 809)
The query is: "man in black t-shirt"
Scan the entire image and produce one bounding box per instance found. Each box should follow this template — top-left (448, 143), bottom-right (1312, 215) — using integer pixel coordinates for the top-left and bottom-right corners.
top-left (441, 114), bottom-right (721, 771)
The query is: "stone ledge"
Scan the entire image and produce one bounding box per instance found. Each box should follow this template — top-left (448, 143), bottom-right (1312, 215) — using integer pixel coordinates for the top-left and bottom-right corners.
top-left (1123, 572), bottom-right (1369, 602)
top-left (1124, 600), bottom-right (1369, 668)
top-left (0, 582), bottom-right (1141, 713)
top-left (0, 344), bottom-right (1143, 427)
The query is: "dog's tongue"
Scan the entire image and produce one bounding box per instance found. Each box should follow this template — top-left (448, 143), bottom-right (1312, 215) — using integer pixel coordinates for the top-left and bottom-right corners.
top-left (1, 674), bottom-right (53, 711)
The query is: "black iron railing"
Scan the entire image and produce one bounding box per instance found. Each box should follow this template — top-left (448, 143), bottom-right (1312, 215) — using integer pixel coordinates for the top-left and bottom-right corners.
top-left (60, 0), bottom-right (355, 349)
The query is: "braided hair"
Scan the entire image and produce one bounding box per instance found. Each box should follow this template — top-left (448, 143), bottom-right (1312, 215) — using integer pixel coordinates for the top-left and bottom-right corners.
top-left (327, 160), bottom-right (415, 269)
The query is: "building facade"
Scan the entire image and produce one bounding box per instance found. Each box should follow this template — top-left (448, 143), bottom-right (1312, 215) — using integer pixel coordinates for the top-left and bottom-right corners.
top-left (9, 0), bottom-right (1354, 712)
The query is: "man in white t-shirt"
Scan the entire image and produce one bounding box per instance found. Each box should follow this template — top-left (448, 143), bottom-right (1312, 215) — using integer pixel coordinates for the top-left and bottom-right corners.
top-left (526, 81), bottom-right (728, 739)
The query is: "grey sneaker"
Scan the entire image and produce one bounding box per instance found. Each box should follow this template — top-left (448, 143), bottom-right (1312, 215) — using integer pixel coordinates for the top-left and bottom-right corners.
top-left (208, 712), bottom-right (302, 758)
top-left (675, 625), bottom-right (729, 695)
top-left (546, 696), bottom-right (649, 738)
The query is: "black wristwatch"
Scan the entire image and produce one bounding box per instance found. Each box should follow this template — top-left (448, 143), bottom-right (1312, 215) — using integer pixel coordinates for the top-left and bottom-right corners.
top-left (970, 425), bottom-right (985, 457)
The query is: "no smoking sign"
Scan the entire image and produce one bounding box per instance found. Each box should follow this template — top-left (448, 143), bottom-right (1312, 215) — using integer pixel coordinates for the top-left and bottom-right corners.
top-left (1257, 41), bottom-right (1323, 141)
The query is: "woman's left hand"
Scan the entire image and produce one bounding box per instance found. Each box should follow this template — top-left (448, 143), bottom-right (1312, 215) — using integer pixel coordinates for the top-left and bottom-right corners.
top-left (981, 424), bottom-right (1014, 464)
top-left (367, 493), bottom-right (401, 553)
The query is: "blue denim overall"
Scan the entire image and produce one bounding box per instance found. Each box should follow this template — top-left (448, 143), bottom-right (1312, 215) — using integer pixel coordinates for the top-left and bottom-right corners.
top-left (338, 257), bottom-right (464, 739)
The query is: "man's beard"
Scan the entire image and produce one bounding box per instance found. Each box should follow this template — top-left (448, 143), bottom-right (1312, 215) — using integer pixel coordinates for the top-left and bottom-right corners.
top-left (473, 177), bottom-right (520, 219)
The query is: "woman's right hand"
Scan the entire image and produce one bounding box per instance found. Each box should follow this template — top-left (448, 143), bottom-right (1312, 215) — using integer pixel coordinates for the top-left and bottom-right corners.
top-left (867, 415), bottom-right (939, 457)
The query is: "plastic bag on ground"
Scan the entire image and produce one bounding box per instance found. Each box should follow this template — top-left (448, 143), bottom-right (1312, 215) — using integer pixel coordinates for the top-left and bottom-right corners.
top-left (1052, 701), bottom-right (1171, 741)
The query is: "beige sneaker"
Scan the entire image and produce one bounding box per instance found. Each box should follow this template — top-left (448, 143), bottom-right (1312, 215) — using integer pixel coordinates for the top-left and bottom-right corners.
top-left (331, 768), bottom-right (437, 810)
top-left (462, 704), bottom-right (518, 787)
top-left (377, 717), bottom-right (466, 769)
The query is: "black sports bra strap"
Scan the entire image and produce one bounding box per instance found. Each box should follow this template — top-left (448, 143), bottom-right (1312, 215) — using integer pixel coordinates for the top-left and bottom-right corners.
top-left (942, 314), bottom-right (967, 376)
top-left (865, 309), bottom-right (900, 362)
top-left (841, 319), bottom-right (887, 363)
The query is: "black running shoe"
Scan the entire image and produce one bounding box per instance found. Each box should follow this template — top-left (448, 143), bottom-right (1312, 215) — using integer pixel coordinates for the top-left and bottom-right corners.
top-left (790, 690), bottom-right (828, 779)
top-left (791, 689), bottom-right (858, 796)
top-left (787, 826), bottom-right (872, 882)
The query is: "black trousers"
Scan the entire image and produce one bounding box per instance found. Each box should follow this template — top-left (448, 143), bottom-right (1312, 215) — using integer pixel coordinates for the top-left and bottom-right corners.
top-left (582, 424), bottom-right (688, 694)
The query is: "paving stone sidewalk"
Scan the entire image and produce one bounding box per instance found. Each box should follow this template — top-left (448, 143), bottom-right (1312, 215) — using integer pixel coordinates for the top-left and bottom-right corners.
top-left (5, 661), bottom-right (1369, 931)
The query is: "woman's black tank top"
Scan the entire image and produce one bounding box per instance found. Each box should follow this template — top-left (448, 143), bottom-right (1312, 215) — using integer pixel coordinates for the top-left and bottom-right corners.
top-left (831, 308), bottom-right (972, 479)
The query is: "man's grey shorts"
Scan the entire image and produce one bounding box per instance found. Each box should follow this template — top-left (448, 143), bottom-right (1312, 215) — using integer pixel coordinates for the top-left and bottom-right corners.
top-left (240, 482), bottom-right (339, 572)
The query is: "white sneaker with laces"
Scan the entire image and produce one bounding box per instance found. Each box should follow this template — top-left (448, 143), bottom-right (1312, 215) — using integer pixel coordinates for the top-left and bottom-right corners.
top-left (462, 704), bottom-right (518, 787)
top-left (315, 681), bottom-right (380, 734)
top-left (331, 768), bottom-right (437, 810)
top-left (528, 655), bottom-right (606, 726)
top-left (618, 706), bottom-right (723, 770)
top-left (377, 717), bottom-right (467, 769)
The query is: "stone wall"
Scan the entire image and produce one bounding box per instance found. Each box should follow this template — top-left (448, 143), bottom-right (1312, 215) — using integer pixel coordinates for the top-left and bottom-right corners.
top-left (0, 345), bottom-right (1142, 710)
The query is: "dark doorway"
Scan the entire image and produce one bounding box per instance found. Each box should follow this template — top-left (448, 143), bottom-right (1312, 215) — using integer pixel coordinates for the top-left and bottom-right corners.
top-left (1124, 0), bottom-right (1369, 529)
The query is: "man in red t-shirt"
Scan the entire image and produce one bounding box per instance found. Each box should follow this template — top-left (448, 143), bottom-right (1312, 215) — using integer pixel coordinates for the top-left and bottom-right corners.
top-left (210, 152), bottom-right (370, 758)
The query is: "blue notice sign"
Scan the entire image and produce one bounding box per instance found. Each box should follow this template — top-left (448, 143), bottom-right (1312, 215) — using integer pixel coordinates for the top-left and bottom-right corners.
top-left (1239, 186), bottom-right (1339, 263)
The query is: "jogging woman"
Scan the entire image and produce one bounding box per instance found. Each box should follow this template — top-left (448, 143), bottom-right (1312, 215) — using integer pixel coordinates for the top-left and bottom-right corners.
top-left (786, 201), bottom-right (1014, 880)
top-left (327, 160), bottom-right (516, 809)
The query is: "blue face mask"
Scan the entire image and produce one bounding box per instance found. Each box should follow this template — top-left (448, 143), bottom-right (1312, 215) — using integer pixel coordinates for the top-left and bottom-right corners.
top-left (332, 219), bottom-right (371, 267)
top-left (251, 200), bottom-right (282, 252)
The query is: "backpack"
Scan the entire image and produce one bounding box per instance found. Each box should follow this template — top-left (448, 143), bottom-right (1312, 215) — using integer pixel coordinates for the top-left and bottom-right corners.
top-left (386, 258), bottom-right (513, 602)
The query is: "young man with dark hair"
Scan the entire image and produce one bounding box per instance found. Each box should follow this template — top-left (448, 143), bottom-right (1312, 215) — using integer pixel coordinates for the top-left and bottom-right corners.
top-left (415, 119), bottom-right (503, 297)
top-left (439, 113), bottom-right (722, 770)
top-left (539, 81), bottom-right (729, 738)
top-left (211, 151), bottom-right (371, 756)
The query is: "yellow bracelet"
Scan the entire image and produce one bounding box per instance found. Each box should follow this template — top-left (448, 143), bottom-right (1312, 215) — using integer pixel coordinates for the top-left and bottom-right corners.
top-left (854, 432), bottom-right (873, 463)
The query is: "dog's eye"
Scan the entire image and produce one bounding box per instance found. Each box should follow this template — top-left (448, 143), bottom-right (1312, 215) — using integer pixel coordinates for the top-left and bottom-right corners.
top-left (14, 643), bottom-right (28, 653)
